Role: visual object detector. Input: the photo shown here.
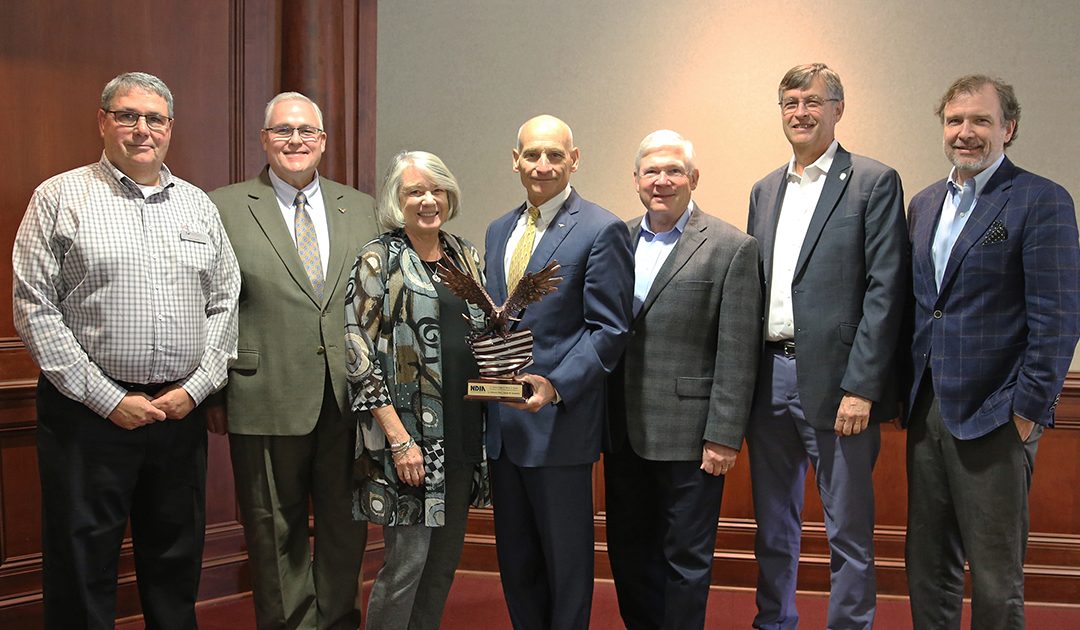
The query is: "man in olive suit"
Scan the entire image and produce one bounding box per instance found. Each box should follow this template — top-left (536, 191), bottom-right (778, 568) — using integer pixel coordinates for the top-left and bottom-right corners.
top-left (208, 92), bottom-right (378, 629)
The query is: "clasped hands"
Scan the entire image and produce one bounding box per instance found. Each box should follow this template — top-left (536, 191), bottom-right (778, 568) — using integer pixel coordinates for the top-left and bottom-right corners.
top-left (107, 384), bottom-right (195, 430)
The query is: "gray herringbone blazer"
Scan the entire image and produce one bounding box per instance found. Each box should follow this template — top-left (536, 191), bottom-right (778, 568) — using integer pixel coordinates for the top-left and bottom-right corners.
top-left (609, 207), bottom-right (763, 460)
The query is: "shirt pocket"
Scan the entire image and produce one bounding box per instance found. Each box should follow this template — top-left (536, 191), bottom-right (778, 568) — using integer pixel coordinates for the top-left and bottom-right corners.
top-left (177, 231), bottom-right (214, 270)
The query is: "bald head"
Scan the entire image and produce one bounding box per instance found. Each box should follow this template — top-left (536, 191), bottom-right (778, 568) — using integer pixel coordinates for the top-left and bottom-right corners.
top-left (513, 114), bottom-right (580, 207)
top-left (516, 114), bottom-right (575, 150)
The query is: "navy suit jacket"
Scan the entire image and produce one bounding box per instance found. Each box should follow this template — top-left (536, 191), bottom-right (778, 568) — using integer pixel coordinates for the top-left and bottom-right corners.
top-left (484, 188), bottom-right (634, 467)
top-left (907, 157), bottom-right (1080, 438)
top-left (748, 145), bottom-right (909, 430)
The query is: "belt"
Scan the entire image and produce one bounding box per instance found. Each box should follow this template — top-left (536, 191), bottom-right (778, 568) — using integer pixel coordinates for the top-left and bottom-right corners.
top-left (765, 340), bottom-right (796, 357)
top-left (114, 380), bottom-right (179, 394)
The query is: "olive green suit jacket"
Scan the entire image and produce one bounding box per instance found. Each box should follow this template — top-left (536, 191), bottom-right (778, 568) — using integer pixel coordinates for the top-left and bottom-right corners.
top-left (209, 167), bottom-right (378, 435)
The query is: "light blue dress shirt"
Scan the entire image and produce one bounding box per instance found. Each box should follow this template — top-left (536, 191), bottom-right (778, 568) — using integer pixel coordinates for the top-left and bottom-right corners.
top-left (932, 154), bottom-right (1005, 290)
top-left (633, 203), bottom-right (693, 316)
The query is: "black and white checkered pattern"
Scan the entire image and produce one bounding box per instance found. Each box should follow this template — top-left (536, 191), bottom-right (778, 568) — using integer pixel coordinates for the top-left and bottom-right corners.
top-left (12, 155), bottom-right (241, 417)
top-left (421, 439), bottom-right (445, 489)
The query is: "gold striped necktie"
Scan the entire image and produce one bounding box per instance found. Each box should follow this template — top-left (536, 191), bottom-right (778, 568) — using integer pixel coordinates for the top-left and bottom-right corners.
top-left (507, 206), bottom-right (540, 294)
top-left (294, 191), bottom-right (325, 300)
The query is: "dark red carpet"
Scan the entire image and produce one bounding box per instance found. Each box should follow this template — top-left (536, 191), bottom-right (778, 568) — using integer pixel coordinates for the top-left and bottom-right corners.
top-left (117, 571), bottom-right (1080, 629)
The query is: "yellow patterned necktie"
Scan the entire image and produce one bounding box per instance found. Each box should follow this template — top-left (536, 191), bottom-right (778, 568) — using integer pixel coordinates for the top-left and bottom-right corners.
top-left (294, 191), bottom-right (325, 300)
top-left (507, 206), bottom-right (540, 294)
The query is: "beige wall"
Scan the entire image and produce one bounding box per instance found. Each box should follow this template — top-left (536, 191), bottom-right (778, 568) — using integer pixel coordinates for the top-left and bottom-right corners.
top-left (377, 0), bottom-right (1080, 369)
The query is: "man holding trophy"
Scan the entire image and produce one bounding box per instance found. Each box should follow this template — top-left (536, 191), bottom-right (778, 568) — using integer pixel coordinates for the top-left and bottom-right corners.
top-left (479, 114), bottom-right (634, 629)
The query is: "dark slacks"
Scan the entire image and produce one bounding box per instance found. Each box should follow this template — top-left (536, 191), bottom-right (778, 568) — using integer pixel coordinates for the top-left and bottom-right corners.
top-left (905, 380), bottom-right (1039, 630)
top-left (229, 377), bottom-right (367, 630)
top-left (604, 447), bottom-right (726, 630)
top-left (490, 455), bottom-right (594, 630)
top-left (747, 349), bottom-right (879, 630)
top-left (36, 375), bottom-right (207, 630)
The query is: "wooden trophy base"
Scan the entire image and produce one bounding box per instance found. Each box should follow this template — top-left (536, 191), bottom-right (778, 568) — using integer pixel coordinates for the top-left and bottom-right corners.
top-left (464, 377), bottom-right (533, 402)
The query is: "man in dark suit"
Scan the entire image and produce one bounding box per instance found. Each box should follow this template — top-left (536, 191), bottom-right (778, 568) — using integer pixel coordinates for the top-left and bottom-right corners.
top-left (746, 63), bottom-right (908, 629)
top-left (905, 75), bottom-right (1080, 630)
top-left (207, 92), bottom-right (378, 629)
top-left (484, 114), bottom-right (634, 630)
top-left (605, 130), bottom-right (762, 629)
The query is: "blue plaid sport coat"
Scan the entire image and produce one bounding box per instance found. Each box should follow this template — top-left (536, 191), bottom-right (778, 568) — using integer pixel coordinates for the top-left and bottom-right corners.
top-left (907, 157), bottom-right (1080, 439)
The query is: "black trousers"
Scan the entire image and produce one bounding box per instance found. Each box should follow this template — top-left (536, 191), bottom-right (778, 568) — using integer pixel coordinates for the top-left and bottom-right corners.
top-left (905, 378), bottom-right (1039, 630)
top-left (36, 376), bottom-right (207, 630)
top-left (604, 448), bottom-right (726, 630)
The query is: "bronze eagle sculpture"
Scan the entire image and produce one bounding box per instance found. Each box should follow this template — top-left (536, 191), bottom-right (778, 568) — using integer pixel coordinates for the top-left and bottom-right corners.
top-left (434, 255), bottom-right (563, 339)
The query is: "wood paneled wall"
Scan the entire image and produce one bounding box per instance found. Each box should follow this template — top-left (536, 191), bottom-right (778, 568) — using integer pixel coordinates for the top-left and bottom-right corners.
top-left (0, 1), bottom-right (378, 625)
top-left (1, 1), bottom-right (1078, 625)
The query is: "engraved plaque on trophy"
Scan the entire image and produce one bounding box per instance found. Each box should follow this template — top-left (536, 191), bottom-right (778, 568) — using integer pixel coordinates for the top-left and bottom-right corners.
top-left (434, 256), bottom-right (562, 402)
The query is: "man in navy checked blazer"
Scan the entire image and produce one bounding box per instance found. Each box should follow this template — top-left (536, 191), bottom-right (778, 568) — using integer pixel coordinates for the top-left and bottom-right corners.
top-left (905, 74), bottom-right (1080, 629)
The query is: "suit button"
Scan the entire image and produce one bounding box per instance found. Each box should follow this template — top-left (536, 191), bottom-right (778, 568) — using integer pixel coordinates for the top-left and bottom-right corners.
top-left (933, 310), bottom-right (943, 319)
top-left (317, 345), bottom-right (325, 355)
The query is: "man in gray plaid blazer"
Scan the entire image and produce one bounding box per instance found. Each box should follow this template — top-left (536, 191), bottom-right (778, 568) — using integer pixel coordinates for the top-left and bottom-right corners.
top-left (605, 130), bottom-right (762, 629)
top-left (905, 74), bottom-right (1080, 630)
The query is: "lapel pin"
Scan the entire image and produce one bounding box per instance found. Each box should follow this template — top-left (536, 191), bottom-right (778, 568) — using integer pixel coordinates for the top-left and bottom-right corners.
top-left (338, 207), bottom-right (347, 214)
top-left (558, 223), bottom-right (566, 228)
top-left (839, 172), bottom-right (848, 181)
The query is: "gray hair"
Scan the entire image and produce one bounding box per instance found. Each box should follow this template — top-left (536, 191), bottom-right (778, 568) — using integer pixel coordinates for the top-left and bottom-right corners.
top-left (634, 129), bottom-right (696, 173)
top-left (778, 63), bottom-right (845, 102)
top-left (101, 72), bottom-right (174, 117)
top-left (935, 74), bottom-right (1021, 148)
top-left (377, 151), bottom-right (462, 231)
top-left (263, 92), bottom-right (325, 129)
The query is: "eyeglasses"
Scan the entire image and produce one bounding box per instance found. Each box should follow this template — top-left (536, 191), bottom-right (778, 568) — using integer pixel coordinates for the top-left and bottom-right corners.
top-left (637, 167), bottom-right (690, 183)
top-left (779, 97), bottom-right (840, 114)
top-left (103, 109), bottom-right (173, 131)
top-left (263, 124), bottom-right (324, 142)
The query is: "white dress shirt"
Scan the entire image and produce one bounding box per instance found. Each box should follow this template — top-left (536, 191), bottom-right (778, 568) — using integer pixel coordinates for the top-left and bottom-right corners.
top-left (269, 168), bottom-right (330, 275)
top-left (767, 140), bottom-right (839, 341)
top-left (502, 185), bottom-right (572, 283)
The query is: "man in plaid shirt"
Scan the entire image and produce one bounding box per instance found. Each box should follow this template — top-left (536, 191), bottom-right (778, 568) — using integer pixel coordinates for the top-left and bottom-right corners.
top-left (12, 71), bottom-right (240, 629)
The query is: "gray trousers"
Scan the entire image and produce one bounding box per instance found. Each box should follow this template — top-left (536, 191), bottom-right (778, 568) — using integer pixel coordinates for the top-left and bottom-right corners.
top-left (230, 385), bottom-right (367, 630)
top-left (366, 463), bottom-right (473, 630)
top-left (905, 383), bottom-right (1040, 630)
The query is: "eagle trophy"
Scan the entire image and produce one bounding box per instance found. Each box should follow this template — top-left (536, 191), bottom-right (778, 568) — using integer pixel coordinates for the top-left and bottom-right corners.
top-left (434, 255), bottom-right (563, 340)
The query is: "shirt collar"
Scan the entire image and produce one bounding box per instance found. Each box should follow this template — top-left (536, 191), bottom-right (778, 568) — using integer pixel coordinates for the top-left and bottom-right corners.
top-left (947, 153), bottom-right (1005, 197)
top-left (786, 139), bottom-right (839, 181)
top-left (642, 200), bottom-right (694, 236)
top-left (99, 152), bottom-right (173, 192)
top-left (526, 184), bottom-right (572, 226)
top-left (268, 167), bottom-right (322, 207)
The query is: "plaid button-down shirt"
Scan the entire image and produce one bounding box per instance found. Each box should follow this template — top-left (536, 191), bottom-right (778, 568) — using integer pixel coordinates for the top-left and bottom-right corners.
top-left (12, 154), bottom-right (241, 418)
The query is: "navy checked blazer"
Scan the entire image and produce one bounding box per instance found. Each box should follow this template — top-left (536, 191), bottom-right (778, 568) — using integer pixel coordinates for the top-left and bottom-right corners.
top-left (907, 157), bottom-right (1080, 439)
